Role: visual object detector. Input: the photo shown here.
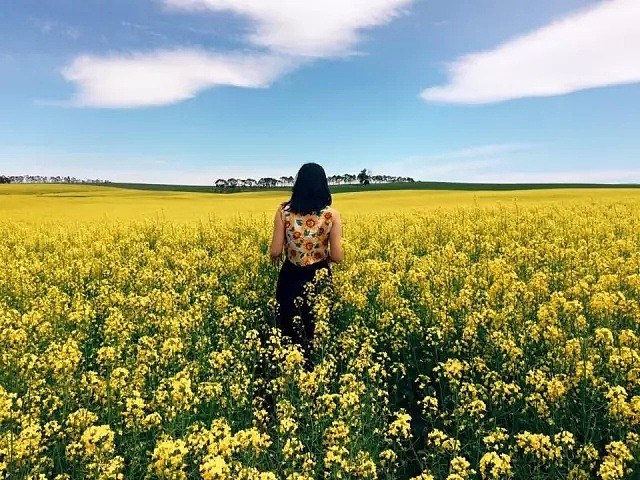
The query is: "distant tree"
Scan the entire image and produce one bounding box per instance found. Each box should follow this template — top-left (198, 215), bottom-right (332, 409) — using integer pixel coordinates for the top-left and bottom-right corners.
top-left (215, 178), bottom-right (227, 188)
top-left (244, 178), bottom-right (257, 188)
top-left (357, 169), bottom-right (371, 185)
top-left (0, 175), bottom-right (10, 184)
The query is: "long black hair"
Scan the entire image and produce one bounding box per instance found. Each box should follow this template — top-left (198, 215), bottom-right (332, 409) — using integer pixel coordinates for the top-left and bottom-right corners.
top-left (283, 163), bottom-right (332, 215)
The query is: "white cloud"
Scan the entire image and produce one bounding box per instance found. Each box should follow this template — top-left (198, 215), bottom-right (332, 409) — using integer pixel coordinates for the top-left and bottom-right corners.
top-left (163, 0), bottom-right (413, 57)
top-left (62, 49), bottom-right (295, 108)
top-left (59, 0), bottom-right (412, 107)
top-left (421, 0), bottom-right (640, 104)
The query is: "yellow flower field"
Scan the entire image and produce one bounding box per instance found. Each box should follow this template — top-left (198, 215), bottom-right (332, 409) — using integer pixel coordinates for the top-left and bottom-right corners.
top-left (1, 185), bottom-right (640, 479)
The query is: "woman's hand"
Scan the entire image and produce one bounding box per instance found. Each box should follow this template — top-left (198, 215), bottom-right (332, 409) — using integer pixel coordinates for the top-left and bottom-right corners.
top-left (328, 209), bottom-right (344, 263)
top-left (270, 252), bottom-right (283, 266)
top-left (269, 207), bottom-right (285, 265)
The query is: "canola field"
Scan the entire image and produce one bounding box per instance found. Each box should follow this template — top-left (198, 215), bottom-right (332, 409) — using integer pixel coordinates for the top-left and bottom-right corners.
top-left (1, 185), bottom-right (640, 479)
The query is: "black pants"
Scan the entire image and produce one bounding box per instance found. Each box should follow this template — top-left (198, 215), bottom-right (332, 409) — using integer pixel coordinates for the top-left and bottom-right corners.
top-left (275, 258), bottom-right (331, 368)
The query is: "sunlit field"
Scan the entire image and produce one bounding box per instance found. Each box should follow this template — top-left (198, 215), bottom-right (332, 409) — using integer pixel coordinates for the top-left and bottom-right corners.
top-left (4, 184), bottom-right (640, 225)
top-left (1, 185), bottom-right (640, 479)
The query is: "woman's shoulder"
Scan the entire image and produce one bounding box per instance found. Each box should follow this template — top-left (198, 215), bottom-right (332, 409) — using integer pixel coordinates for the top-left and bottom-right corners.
top-left (326, 205), bottom-right (339, 215)
top-left (321, 206), bottom-right (339, 221)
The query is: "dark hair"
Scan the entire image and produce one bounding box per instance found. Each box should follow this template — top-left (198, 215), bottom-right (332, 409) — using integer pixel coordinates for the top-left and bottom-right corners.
top-left (283, 163), bottom-right (332, 215)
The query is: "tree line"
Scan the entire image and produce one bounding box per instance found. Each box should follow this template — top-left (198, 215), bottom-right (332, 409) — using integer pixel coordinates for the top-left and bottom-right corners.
top-left (214, 169), bottom-right (414, 188)
top-left (1, 169), bottom-right (415, 187)
top-left (0, 175), bottom-right (110, 184)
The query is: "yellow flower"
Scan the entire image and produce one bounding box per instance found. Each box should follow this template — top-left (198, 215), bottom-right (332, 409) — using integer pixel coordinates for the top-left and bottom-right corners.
top-left (426, 429), bottom-right (461, 454)
top-left (387, 411), bottom-right (412, 440)
top-left (448, 456), bottom-right (475, 479)
top-left (200, 454), bottom-right (229, 480)
top-left (148, 437), bottom-right (189, 480)
top-left (79, 425), bottom-right (115, 458)
top-left (597, 441), bottom-right (633, 480)
top-left (479, 452), bottom-right (513, 479)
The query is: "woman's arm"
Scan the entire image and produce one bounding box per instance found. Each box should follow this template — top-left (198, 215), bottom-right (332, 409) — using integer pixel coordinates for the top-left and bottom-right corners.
top-left (269, 207), bottom-right (285, 264)
top-left (328, 210), bottom-right (344, 263)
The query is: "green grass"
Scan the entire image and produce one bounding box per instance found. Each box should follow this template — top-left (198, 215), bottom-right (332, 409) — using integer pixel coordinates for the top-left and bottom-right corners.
top-left (102, 180), bottom-right (640, 195)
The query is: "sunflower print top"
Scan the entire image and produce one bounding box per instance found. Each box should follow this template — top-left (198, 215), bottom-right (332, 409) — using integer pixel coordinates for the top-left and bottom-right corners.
top-left (281, 205), bottom-right (334, 266)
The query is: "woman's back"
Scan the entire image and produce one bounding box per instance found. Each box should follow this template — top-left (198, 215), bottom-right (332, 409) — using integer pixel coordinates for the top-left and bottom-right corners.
top-left (281, 204), bottom-right (334, 266)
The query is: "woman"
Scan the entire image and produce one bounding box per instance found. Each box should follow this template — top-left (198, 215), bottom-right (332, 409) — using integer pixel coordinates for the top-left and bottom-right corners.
top-left (269, 163), bottom-right (344, 369)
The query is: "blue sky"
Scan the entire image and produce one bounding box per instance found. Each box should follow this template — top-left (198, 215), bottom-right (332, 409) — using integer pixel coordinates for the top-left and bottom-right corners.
top-left (1, 0), bottom-right (639, 184)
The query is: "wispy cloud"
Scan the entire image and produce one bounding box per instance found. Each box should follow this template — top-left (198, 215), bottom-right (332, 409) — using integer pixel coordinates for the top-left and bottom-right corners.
top-left (379, 143), bottom-right (531, 180)
top-left (31, 17), bottom-right (81, 40)
top-left (421, 0), bottom-right (640, 104)
top-left (473, 169), bottom-right (640, 184)
top-left (424, 143), bottom-right (532, 161)
top-left (121, 21), bottom-right (169, 41)
top-left (0, 52), bottom-right (14, 66)
top-left (61, 49), bottom-right (296, 108)
top-left (378, 144), bottom-right (640, 183)
top-left (58, 0), bottom-right (413, 108)
top-left (162, 0), bottom-right (413, 57)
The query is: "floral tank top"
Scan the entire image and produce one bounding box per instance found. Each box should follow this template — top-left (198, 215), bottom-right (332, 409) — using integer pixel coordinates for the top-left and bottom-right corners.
top-left (281, 205), bottom-right (333, 266)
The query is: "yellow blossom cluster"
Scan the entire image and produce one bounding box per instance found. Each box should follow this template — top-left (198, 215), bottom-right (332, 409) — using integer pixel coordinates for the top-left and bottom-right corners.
top-left (2, 193), bottom-right (640, 478)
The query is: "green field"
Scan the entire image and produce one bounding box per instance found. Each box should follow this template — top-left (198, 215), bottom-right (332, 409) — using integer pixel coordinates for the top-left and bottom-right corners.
top-left (105, 181), bottom-right (640, 195)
